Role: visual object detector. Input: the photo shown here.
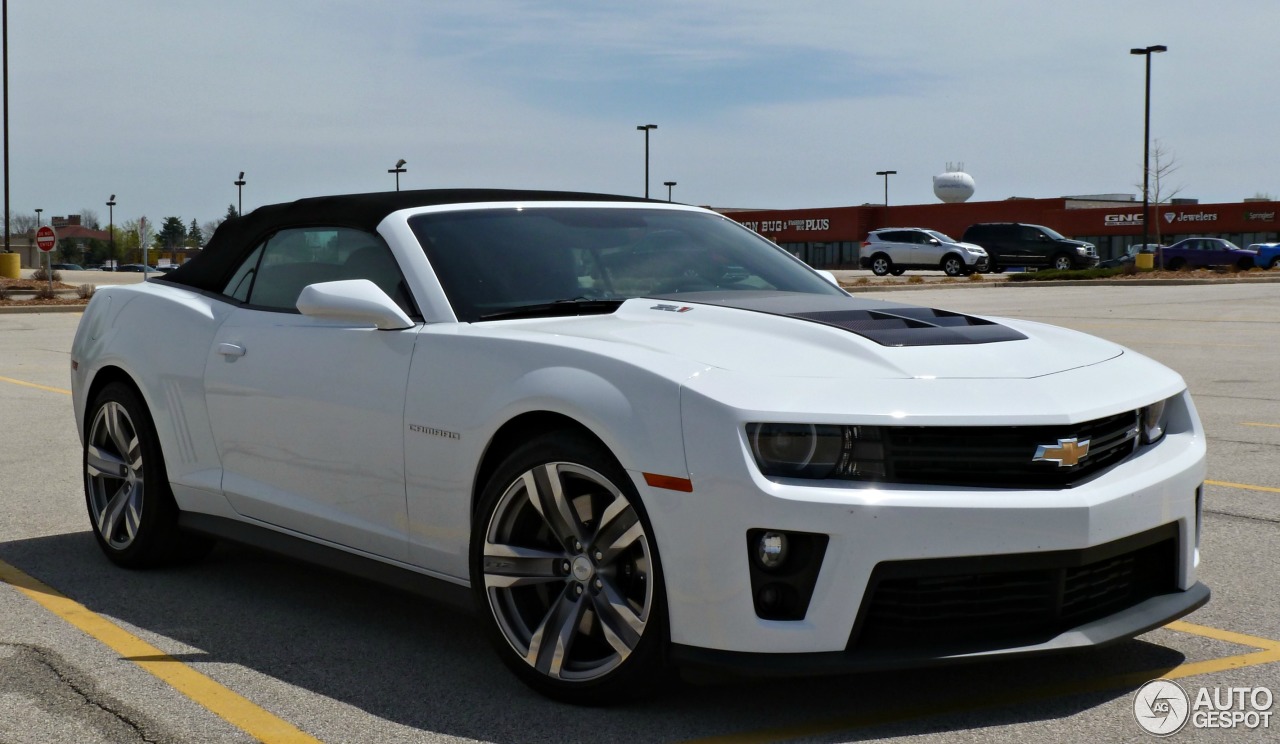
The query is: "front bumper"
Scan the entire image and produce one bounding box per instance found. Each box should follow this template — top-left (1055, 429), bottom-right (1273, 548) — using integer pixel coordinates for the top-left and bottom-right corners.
top-left (641, 383), bottom-right (1206, 659)
top-left (671, 581), bottom-right (1209, 676)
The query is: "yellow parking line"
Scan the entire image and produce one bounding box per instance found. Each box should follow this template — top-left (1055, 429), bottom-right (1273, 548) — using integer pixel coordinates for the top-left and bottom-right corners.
top-left (0, 374), bottom-right (71, 396)
top-left (679, 623), bottom-right (1280, 744)
top-left (1242, 422), bottom-right (1280, 429)
top-left (0, 558), bottom-right (323, 744)
top-left (1205, 479), bottom-right (1280, 495)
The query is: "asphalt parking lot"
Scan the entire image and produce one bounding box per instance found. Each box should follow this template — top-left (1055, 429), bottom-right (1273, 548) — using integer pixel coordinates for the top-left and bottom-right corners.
top-left (1, 281), bottom-right (1278, 743)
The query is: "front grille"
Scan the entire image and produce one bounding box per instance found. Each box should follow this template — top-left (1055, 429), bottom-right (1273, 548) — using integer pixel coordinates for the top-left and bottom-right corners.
top-left (847, 524), bottom-right (1178, 654)
top-left (880, 410), bottom-right (1140, 488)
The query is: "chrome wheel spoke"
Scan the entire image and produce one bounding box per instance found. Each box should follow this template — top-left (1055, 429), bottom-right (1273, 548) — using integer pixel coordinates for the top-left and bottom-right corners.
top-left (526, 589), bottom-right (587, 679)
top-left (591, 580), bottom-right (645, 657)
top-left (483, 542), bottom-right (567, 588)
top-left (86, 444), bottom-right (128, 479)
top-left (591, 499), bottom-right (641, 564)
top-left (104, 403), bottom-right (139, 472)
top-left (526, 465), bottom-right (585, 546)
top-left (98, 483), bottom-right (139, 543)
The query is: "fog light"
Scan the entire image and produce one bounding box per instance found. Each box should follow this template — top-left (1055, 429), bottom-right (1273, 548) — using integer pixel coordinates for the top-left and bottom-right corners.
top-left (756, 532), bottom-right (788, 569)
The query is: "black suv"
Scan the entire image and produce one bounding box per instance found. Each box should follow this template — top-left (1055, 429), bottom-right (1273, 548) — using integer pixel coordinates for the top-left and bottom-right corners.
top-left (961, 223), bottom-right (1098, 272)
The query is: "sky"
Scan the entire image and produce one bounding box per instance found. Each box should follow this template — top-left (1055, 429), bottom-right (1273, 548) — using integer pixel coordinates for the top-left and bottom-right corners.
top-left (8, 0), bottom-right (1279, 230)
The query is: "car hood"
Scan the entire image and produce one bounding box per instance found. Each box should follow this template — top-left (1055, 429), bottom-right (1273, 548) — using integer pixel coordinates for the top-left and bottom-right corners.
top-left (491, 292), bottom-right (1122, 381)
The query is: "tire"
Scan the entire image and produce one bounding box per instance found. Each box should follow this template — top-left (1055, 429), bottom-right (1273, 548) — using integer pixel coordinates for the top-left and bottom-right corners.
top-left (84, 382), bottom-right (214, 568)
top-left (1051, 254), bottom-right (1074, 271)
top-left (1167, 258), bottom-right (1186, 271)
top-left (889, 267), bottom-right (906, 276)
top-left (941, 255), bottom-right (966, 277)
top-left (1236, 258), bottom-right (1254, 271)
top-left (869, 254), bottom-right (892, 277)
top-left (1268, 258), bottom-right (1279, 270)
top-left (471, 431), bottom-right (668, 704)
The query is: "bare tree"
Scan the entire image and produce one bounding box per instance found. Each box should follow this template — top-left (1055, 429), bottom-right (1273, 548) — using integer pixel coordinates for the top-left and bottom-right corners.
top-left (9, 212), bottom-right (37, 234)
top-left (78, 208), bottom-right (102, 230)
top-left (1135, 140), bottom-right (1184, 247)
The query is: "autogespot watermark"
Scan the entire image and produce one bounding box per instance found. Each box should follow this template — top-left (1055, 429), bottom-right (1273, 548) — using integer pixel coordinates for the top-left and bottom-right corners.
top-left (1134, 679), bottom-right (1274, 736)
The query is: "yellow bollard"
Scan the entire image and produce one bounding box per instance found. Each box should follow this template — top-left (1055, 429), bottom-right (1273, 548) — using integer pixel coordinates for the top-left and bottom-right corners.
top-left (1135, 252), bottom-right (1154, 270)
top-left (0, 252), bottom-right (20, 279)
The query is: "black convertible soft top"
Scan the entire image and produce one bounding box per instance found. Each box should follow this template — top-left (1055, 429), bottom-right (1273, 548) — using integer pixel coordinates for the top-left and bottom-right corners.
top-left (160, 188), bottom-right (653, 293)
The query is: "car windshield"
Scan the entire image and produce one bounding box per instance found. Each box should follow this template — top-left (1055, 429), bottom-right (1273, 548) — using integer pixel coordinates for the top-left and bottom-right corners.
top-left (1039, 226), bottom-right (1067, 240)
top-left (924, 230), bottom-right (958, 243)
top-left (408, 207), bottom-right (844, 322)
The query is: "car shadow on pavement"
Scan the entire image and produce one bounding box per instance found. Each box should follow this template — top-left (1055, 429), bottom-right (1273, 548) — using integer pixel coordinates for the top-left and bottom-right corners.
top-left (0, 532), bottom-right (1190, 743)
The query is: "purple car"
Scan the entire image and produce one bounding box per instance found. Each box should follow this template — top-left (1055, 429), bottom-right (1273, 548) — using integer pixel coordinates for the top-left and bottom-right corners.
top-left (1157, 238), bottom-right (1257, 271)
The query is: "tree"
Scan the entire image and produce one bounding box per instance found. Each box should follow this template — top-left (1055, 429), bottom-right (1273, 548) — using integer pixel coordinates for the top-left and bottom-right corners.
top-left (152, 217), bottom-right (187, 252)
top-left (78, 208), bottom-right (102, 230)
top-left (187, 218), bottom-right (204, 248)
top-left (1134, 139), bottom-right (1184, 264)
top-left (201, 219), bottom-right (222, 241)
top-left (8, 212), bottom-right (37, 235)
top-left (225, 203), bottom-right (239, 220)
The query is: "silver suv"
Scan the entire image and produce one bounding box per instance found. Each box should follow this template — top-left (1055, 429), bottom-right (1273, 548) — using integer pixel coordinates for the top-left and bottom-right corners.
top-left (859, 228), bottom-right (989, 277)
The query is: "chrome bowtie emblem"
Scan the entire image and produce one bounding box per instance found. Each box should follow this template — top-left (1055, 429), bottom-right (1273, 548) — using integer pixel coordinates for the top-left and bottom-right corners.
top-left (1033, 437), bottom-right (1090, 467)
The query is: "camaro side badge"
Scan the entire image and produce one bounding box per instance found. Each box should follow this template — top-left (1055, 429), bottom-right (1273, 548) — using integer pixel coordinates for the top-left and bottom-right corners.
top-left (651, 304), bottom-right (693, 313)
top-left (1034, 437), bottom-right (1090, 467)
top-left (409, 424), bottom-right (461, 441)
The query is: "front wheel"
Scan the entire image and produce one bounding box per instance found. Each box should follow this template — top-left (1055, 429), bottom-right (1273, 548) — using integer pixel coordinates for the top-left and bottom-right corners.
top-left (941, 255), bottom-right (966, 277)
top-left (84, 382), bottom-right (213, 568)
top-left (1268, 257), bottom-right (1280, 270)
top-left (1051, 254), bottom-right (1074, 271)
top-left (471, 432), bottom-right (668, 704)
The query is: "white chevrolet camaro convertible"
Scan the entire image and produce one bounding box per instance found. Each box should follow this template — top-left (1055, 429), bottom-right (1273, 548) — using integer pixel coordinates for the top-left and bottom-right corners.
top-left (71, 190), bottom-right (1209, 703)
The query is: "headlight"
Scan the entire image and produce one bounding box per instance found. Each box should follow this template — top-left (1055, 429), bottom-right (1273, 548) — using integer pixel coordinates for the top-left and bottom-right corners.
top-left (967, 246), bottom-right (987, 255)
top-left (1141, 398), bottom-right (1168, 444)
top-left (748, 423), bottom-right (885, 479)
top-left (1076, 245), bottom-right (1089, 255)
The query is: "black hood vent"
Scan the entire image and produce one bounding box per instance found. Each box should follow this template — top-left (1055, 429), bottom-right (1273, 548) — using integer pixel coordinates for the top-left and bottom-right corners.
top-left (649, 291), bottom-right (1028, 347)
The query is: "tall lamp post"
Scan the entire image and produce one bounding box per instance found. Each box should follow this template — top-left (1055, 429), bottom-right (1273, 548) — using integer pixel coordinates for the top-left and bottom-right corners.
top-left (663, 181), bottom-right (677, 202)
top-left (234, 172), bottom-right (245, 215)
top-left (106, 196), bottom-right (115, 266)
top-left (1131, 44), bottom-right (1167, 267)
top-left (636, 124), bottom-right (657, 198)
top-left (34, 207), bottom-right (41, 226)
top-left (388, 159), bottom-right (407, 191)
top-left (875, 170), bottom-right (897, 206)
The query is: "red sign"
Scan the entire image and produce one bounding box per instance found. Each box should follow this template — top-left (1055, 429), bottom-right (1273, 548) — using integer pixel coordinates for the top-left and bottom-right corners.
top-left (35, 225), bottom-right (57, 252)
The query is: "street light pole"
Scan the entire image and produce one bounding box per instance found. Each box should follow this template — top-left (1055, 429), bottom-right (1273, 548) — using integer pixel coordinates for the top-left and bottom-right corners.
top-left (636, 124), bottom-right (657, 198)
top-left (875, 170), bottom-right (897, 206)
top-left (663, 181), bottom-right (676, 202)
top-left (34, 207), bottom-right (41, 226)
top-left (1131, 44), bottom-right (1167, 268)
top-left (106, 196), bottom-right (115, 267)
top-left (234, 172), bottom-right (245, 216)
top-left (388, 159), bottom-right (407, 191)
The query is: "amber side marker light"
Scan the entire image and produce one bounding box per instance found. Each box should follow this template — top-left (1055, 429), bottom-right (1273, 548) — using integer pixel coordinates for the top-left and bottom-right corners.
top-left (643, 473), bottom-right (693, 492)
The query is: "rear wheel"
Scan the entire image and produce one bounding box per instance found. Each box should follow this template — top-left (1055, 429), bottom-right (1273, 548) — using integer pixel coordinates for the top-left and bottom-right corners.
top-left (869, 254), bottom-right (892, 276)
top-left (941, 255), bottom-right (966, 277)
top-left (1268, 257), bottom-right (1280, 270)
top-left (84, 382), bottom-right (213, 568)
top-left (471, 432), bottom-right (668, 704)
top-left (1236, 257), bottom-right (1254, 271)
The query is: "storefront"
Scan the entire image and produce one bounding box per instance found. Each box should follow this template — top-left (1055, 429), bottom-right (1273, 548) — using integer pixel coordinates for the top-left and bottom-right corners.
top-left (723, 198), bottom-right (1280, 269)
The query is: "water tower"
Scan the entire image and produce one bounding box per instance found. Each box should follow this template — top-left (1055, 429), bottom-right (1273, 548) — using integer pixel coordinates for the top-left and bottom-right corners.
top-left (933, 162), bottom-right (976, 203)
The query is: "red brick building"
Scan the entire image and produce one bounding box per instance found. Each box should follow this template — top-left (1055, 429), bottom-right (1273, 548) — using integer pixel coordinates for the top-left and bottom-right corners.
top-left (723, 197), bottom-right (1280, 269)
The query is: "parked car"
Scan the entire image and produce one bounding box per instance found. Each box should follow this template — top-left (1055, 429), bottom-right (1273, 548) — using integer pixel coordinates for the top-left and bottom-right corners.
top-left (1246, 243), bottom-right (1280, 270)
top-left (51, 263), bottom-right (83, 271)
top-left (71, 189), bottom-right (1208, 703)
top-left (961, 223), bottom-right (1099, 272)
top-left (1098, 244), bottom-right (1159, 269)
top-left (1158, 238), bottom-right (1257, 271)
top-left (859, 227), bottom-right (988, 277)
top-left (116, 263), bottom-right (164, 273)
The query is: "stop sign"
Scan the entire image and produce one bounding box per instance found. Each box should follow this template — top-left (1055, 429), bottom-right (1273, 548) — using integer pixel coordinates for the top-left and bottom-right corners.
top-left (35, 225), bottom-right (57, 252)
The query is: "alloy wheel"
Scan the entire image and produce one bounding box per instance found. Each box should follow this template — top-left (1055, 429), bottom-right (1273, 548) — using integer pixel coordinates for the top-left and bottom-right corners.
top-left (481, 461), bottom-right (653, 682)
top-left (86, 401), bottom-right (145, 550)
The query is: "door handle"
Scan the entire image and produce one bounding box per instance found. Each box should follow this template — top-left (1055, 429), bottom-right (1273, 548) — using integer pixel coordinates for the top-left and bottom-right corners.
top-left (217, 343), bottom-right (246, 358)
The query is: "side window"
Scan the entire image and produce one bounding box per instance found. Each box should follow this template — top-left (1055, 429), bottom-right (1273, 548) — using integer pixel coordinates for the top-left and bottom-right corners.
top-left (231, 226), bottom-right (415, 315)
top-left (1021, 226), bottom-right (1043, 241)
top-left (223, 242), bottom-right (266, 302)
